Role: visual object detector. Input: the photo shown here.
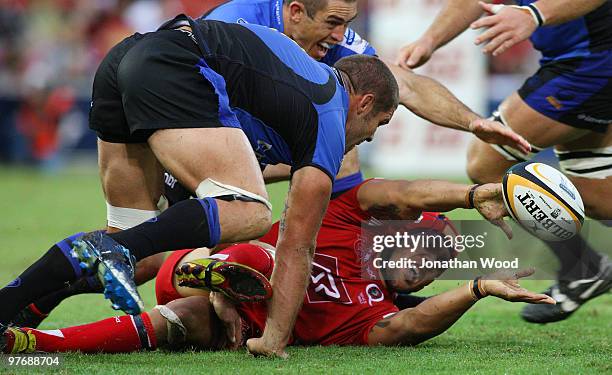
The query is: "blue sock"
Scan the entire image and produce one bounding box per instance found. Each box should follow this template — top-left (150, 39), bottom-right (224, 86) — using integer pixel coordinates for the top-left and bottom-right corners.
top-left (109, 198), bottom-right (221, 261)
top-left (0, 232), bottom-right (85, 324)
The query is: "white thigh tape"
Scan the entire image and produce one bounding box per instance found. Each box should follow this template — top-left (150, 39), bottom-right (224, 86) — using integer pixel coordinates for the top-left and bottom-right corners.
top-left (154, 305), bottom-right (187, 346)
top-left (555, 147), bottom-right (612, 179)
top-left (195, 178), bottom-right (272, 211)
top-left (106, 203), bottom-right (160, 230)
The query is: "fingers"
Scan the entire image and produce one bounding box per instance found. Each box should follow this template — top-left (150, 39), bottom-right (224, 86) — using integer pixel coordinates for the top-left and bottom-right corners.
top-left (481, 32), bottom-right (514, 55)
top-left (515, 290), bottom-right (556, 304)
top-left (209, 292), bottom-right (241, 349)
top-left (396, 45), bottom-right (425, 69)
top-left (514, 267), bottom-right (535, 279)
top-left (246, 338), bottom-right (289, 359)
top-left (471, 14), bottom-right (500, 31)
top-left (493, 218), bottom-right (513, 239)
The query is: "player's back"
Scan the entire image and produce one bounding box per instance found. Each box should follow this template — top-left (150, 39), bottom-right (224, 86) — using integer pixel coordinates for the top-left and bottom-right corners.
top-left (187, 18), bottom-right (348, 177)
top-left (517, 0), bottom-right (612, 62)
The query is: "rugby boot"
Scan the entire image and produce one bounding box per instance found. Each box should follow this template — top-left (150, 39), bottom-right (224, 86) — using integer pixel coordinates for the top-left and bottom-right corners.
top-left (2, 327), bottom-right (36, 354)
top-left (175, 259), bottom-right (272, 302)
top-left (71, 231), bottom-right (143, 315)
top-left (521, 256), bottom-right (612, 323)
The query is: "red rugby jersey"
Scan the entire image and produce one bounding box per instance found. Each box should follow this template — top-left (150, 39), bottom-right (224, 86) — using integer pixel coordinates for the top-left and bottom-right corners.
top-left (259, 179), bottom-right (398, 345)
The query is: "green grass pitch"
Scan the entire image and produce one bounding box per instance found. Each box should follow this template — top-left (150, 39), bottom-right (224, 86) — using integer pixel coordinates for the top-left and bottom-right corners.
top-left (0, 166), bottom-right (610, 374)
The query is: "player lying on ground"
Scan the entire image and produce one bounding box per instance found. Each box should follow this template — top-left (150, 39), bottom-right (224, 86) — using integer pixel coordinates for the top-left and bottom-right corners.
top-left (396, 0), bottom-right (612, 324)
top-left (2, 235), bottom-right (553, 353)
top-left (2, 151), bottom-right (554, 354)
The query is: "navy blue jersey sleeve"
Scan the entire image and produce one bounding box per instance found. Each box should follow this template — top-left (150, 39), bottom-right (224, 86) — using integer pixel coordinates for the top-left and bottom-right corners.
top-left (321, 27), bottom-right (376, 66)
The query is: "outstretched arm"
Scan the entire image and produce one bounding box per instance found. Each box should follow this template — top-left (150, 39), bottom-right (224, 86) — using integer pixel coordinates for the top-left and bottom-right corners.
top-left (395, 0), bottom-right (486, 68)
top-left (357, 179), bottom-right (512, 237)
top-left (247, 166), bottom-right (332, 358)
top-left (387, 64), bottom-right (530, 154)
top-left (368, 269), bottom-right (555, 346)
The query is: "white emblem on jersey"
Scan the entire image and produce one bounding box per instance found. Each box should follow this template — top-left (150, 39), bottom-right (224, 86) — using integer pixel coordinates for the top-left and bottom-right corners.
top-left (338, 28), bottom-right (370, 54)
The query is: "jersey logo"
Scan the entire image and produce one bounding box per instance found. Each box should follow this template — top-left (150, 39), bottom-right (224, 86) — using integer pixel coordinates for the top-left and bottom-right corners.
top-left (306, 253), bottom-right (352, 304)
top-left (309, 71), bottom-right (337, 105)
top-left (236, 18), bottom-right (248, 24)
top-left (254, 140), bottom-right (273, 162)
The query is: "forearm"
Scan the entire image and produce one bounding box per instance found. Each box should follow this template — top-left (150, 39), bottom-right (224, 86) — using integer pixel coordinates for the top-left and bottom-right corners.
top-left (263, 164), bottom-right (291, 184)
top-left (393, 67), bottom-right (479, 130)
top-left (535, 0), bottom-right (606, 25)
top-left (424, 0), bottom-right (486, 48)
top-left (396, 180), bottom-right (472, 212)
top-left (401, 284), bottom-right (477, 344)
top-left (265, 239), bottom-right (314, 344)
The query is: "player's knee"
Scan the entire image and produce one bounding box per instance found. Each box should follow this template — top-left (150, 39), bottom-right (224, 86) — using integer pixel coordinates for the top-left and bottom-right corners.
top-left (466, 144), bottom-right (493, 184)
top-left (159, 296), bottom-right (215, 348)
top-left (250, 202), bottom-right (272, 236)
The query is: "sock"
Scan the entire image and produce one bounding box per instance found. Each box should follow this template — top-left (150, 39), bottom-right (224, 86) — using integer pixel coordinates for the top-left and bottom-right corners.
top-left (109, 198), bottom-right (220, 261)
top-left (547, 234), bottom-right (603, 281)
top-left (25, 313), bottom-right (157, 353)
top-left (216, 243), bottom-right (275, 278)
top-left (0, 233), bottom-right (85, 324)
top-left (34, 277), bottom-right (103, 315)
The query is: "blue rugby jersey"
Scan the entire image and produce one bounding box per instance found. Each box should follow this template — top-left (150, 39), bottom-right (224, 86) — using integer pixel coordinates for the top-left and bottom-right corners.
top-left (183, 18), bottom-right (348, 181)
top-left (518, 0), bottom-right (612, 62)
top-left (200, 0), bottom-right (376, 66)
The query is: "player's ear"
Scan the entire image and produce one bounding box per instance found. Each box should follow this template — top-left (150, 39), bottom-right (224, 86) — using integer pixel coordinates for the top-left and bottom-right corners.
top-left (357, 93), bottom-right (375, 115)
top-left (288, 1), bottom-right (307, 22)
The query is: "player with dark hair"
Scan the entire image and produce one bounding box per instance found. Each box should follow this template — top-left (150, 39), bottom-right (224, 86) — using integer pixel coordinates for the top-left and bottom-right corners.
top-left (0, 15), bottom-right (399, 358)
top-left (396, 0), bottom-right (612, 324)
top-left (2, 153), bottom-right (553, 354)
top-left (202, 0), bottom-right (532, 152)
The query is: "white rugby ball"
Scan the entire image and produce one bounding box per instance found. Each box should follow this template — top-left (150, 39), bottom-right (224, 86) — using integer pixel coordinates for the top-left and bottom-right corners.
top-left (502, 162), bottom-right (585, 242)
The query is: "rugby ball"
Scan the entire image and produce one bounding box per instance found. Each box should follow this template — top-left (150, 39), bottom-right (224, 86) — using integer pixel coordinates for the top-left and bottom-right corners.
top-left (502, 162), bottom-right (584, 242)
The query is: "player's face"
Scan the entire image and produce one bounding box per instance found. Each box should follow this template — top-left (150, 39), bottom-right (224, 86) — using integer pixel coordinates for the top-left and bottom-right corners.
top-left (289, 0), bottom-right (358, 60)
top-left (385, 247), bottom-right (445, 293)
top-left (345, 108), bottom-right (394, 153)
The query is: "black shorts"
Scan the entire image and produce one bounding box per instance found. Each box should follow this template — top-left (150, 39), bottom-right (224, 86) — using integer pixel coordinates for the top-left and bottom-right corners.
top-left (89, 29), bottom-right (238, 143)
top-left (518, 52), bottom-right (612, 133)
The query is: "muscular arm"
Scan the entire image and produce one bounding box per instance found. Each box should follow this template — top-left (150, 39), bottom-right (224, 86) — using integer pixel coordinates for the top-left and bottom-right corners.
top-left (388, 64), bottom-right (478, 131)
top-left (423, 0), bottom-right (486, 50)
top-left (357, 179), bottom-right (474, 220)
top-left (262, 164), bottom-right (291, 184)
top-left (255, 166), bottom-right (332, 354)
top-left (368, 270), bottom-right (555, 346)
top-left (533, 0), bottom-right (606, 25)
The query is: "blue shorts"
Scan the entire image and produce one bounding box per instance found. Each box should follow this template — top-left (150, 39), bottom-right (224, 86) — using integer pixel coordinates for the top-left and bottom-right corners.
top-left (518, 51), bottom-right (612, 133)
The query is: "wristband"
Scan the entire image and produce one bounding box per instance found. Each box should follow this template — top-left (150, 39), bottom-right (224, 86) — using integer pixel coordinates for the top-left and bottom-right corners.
top-left (465, 184), bottom-right (480, 209)
top-left (490, 4), bottom-right (545, 28)
top-left (469, 276), bottom-right (486, 300)
top-left (526, 3), bottom-right (545, 27)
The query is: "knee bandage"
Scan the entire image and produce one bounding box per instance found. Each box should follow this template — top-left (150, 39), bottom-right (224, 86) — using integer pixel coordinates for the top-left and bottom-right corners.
top-left (488, 110), bottom-right (542, 161)
top-left (195, 178), bottom-right (272, 211)
top-left (555, 146), bottom-right (612, 179)
top-left (154, 304), bottom-right (187, 348)
top-left (106, 203), bottom-right (161, 230)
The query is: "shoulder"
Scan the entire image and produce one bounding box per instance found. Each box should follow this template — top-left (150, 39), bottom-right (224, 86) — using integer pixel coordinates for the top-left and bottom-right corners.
top-left (203, 0), bottom-right (268, 25)
top-left (322, 28), bottom-right (376, 65)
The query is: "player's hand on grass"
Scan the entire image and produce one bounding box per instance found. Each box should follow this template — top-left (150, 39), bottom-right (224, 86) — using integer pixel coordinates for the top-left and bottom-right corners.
top-left (209, 291), bottom-right (242, 350)
top-left (246, 335), bottom-right (289, 359)
top-left (469, 117), bottom-right (531, 155)
top-left (471, 1), bottom-right (538, 56)
top-left (473, 183), bottom-right (513, 239)
top-left (482, 268), bottom-right (556, 304)
top-left (395, 36), bottom-right (436, 69)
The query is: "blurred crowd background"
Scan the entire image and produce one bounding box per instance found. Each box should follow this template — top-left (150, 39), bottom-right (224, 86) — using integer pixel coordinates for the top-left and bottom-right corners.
top-left (0, 0), bottom-right (537, 171)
